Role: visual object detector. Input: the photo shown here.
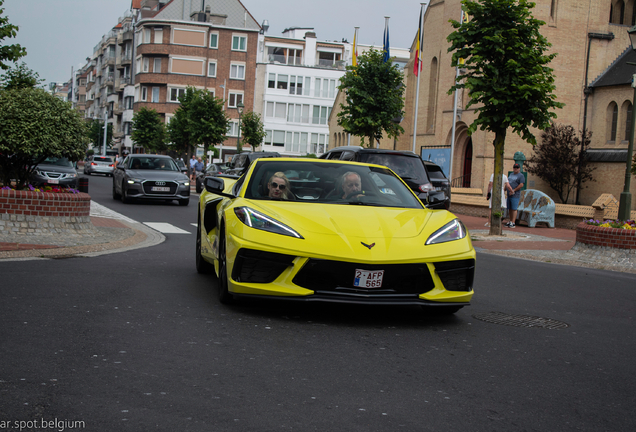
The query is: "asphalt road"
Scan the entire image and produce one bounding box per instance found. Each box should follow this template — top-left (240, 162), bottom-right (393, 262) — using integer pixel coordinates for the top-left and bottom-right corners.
top-left (1, 174), bottom-right (635, 431)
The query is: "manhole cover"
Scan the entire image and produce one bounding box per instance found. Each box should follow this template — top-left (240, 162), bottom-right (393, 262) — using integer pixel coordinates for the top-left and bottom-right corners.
top-left (473, 312), bottom-right (570, 329)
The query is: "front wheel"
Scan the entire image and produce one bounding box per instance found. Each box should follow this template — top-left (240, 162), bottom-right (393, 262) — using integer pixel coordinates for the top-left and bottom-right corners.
top-left (121, 182), bottom-right (132, 204)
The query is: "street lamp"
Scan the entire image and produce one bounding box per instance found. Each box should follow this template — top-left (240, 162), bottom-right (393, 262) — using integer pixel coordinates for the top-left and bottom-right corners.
top-left (236, 102), bottom-right (244, 154)
top-left (619, 25), bottom-right (636, 220)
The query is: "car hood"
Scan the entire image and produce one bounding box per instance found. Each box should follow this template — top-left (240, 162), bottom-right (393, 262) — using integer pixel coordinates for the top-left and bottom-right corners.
top-left (126, 170), bottom-right (188, 181)
top-left (36, 163), bottom-right (76, 174)
top-left (247, 201), bottom-right (444, 239)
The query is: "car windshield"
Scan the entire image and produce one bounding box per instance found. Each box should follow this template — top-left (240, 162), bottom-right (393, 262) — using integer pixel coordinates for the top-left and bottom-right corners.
top-left (93, 157), bottom-right (113, 163)
top-left (129, 157), bottom-right (177, 171)
top-left (245, 160), bottom-right (423, 209)
top-left (360, 153), bottom-right (429, 184)
top-left (39, 157), bottom-right (74, 167)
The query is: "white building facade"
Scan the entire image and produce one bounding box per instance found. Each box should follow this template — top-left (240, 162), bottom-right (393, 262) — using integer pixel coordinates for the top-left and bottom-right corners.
top-left (255, 28), bottom-right (351, 156)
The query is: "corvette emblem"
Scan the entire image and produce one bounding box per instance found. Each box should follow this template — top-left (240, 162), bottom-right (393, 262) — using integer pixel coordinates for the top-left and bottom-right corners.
top-left (361, 242), bottom-right (376, 250)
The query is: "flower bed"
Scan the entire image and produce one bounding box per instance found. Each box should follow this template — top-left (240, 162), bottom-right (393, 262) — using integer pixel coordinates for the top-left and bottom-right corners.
top-left (0, 188), bottom-right (93, 236)
top-left (576, 221), bottom-right (636, 250)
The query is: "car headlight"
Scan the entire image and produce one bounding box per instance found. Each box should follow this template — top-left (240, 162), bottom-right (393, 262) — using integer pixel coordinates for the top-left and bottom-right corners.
top-left (234, 207), bottom-right (304, 239)
top-left (127, 178), bottom-right (143, 184)
top-left (180, 181), bottom-right (190, 186)
top-left (425, 219), bottom-right (467, 245)
top-left (64, 173), bottom-right (77, 179)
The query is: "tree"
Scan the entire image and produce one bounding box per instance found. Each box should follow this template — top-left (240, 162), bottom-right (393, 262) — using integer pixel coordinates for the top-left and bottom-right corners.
top-left (188, 89), bottom-right (228, 158)
top-left (240, 111), bottom-right (266, 151)
top-left (526, 124), bottom-right (594, 204)
top-left (0, 0), bottom-right (26, 70)
top-left (337, 48), bottom-right (405, 147)
top-left (447, 0), bottom-right (564, 235)
top-left (87, 118), bottom-right (113, 153)
top-left (132, 107), bottom-right (166, 153)
top-left (0, 62), bottom-right (42, 89)
top-left (0, 88), bottom-right (88, 189)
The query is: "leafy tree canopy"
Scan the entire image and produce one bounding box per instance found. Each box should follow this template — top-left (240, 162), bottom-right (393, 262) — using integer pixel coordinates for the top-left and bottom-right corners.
top-left (526, 123), bottom-right (594, 204)
top-left (337, 48), bottom-right (405, 147)
top-left (0, 62), bottom-right (42, 90)
top-left (240, 111), bottom-right (266, 151)
top-left (0, 0), bottom-right (26, 70)
top-left (132, 107), bottom-right (166, 153)
top-left (447, 0), bottom-right (563, 234)
top-left (0, 88), bottom-right (88, 189)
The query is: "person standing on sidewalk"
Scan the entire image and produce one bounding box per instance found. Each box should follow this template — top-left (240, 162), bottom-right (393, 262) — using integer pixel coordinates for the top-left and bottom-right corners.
top-left (189, 155), bottom-right (197, 182)
top-left (506, 163), bottom-right (525, 228)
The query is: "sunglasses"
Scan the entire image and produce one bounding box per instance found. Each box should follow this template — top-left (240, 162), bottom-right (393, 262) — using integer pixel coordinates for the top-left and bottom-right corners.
top-left (270, 183), bottom-right (286, 190)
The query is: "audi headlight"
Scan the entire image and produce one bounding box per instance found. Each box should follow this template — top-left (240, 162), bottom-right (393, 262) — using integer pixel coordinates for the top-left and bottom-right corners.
top-left (425, 219), bottom-right (467, 245)
top-left (127, 177), bottom-right (143, 184)
top-left (180, 180), bottom-right (190, 186)
top-left (234, 207), bottom-right (303, 239)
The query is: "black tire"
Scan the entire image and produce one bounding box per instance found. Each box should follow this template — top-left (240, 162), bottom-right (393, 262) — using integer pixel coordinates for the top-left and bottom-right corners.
top-left (422, 306), bottom-right (463, 315)
top-left (112, 181), bottom-right (120, 200)
top-left (179, 198), bottom-right (190, 206)
top-left (121, 182), bottom-right (132, 204)
top-left (218, 230), bottom-right (233, 304)
top-left (196, 215), bottom-right (215, 274)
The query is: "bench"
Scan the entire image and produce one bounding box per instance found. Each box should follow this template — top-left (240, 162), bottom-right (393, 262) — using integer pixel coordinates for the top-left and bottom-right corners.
top-left (514, 189), bottom-right (555, 228)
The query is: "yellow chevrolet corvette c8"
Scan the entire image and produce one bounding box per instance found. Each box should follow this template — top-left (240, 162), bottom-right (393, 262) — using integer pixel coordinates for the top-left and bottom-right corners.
top-left (196, 158), bottom-right (475, 314)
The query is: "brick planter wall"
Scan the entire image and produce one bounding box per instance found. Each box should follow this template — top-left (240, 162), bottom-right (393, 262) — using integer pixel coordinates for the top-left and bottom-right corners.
top-left (0, 189), bottom-right (94, 236)
top-left (575, 222), bottom-right (636, 250)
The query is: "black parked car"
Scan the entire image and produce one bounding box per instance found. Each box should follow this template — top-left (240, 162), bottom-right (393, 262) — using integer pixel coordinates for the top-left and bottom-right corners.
top-left (195, 162), bottom-right (229, 193)
top-left (320, 146), bottom-right (450, 209)
top-left (422, 160), bottom-right (451, 210)
top-left (112, 154), bottom-right (190, 206)
top-left (225, 151), bottom-right (281, 176)
top-left (31, 156), bottom-right (79, 189)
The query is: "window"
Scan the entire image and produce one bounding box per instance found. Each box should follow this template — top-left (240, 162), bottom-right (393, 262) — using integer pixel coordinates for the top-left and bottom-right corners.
top-left (232, 35), bottom-right (247, 51)
top-left (312, 106), bottom-right (330, 125)
top-left (289, 75), bottom-right (304, 95)
top-left (79, 95), bottom-right (86, 103)
top-left (318, 51), bottom-right (341, 67)
top-left (227, 121), bottom-right (239, 136)
top-left (268, 73), bottom-right (276, 89)
top-left (273, 130), bottom-right (285, 147)
top-left (141, 86), bottom-right (148, 102)
top-left (228, 92), bottom-right (244, 108)
top-left (154, 28), bottom-right (163, 44)
top-left (314, 78), bottom-right (321, 97)
top-left (277, 74), bottom-right (288, 90)
top-left (267, 46), bottom-right (285, 63)
top-left (170, 57), bottom-right (205, 75)
top-left (208, 61), bottom-right (217, 77)
top-left (210, 33), bottom-right (218, 48)
top-left (143, 57), bottom-right (149, 73)
top-left (143, 28), bottom-right (151, 44)
top-left (287, 49), bottom-right (302, 65)
top-left (230, 63), bottom-right (245, 80)
top-left (609, 102), bottom-right (619, 141)
top-left (153, 58), bottom-right (161, 73)
top-left (169, 87), bottom-right (186, 102)
top-left (151, 87), bottom-right (160, 103)
top-left (124, 122), bottom-right (132, 135)
top-left (275, 102), bottom-right (286, 118)
top-left (311, 133), bottom-right (328, 154)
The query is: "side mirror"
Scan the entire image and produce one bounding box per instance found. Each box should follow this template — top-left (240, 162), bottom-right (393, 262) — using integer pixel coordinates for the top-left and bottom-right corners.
top-left (205, 176), bottom-right (226, 194)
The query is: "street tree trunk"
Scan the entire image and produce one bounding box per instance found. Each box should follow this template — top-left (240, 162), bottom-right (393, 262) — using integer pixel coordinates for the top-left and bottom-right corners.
top-left (489, 130), bottom-right (506, 236)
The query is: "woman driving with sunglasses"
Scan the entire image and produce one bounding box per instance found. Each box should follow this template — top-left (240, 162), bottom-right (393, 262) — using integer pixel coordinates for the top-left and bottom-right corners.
top-left (267, 172), bottom-right (293, 200)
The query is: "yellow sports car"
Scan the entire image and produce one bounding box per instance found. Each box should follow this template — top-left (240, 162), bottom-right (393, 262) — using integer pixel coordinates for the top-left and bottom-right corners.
top-left (196, 158), bottom-right (475, 314)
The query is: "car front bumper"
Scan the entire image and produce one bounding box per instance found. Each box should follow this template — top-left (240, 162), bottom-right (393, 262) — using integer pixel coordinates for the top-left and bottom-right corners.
top-left (126, 180), bottom-right (190, 200)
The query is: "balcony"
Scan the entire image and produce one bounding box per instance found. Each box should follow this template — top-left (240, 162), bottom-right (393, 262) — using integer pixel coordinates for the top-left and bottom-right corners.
top-left (118, 75), bottom-right (131, 89)
top-left (120, 52), bottom-right (132, 66)
top-left (121, 30), bottom-right (133, 43)
top-left (113, 103), bottom-right (124, 115)
top-left (104, 73), bottom-right (115, 86)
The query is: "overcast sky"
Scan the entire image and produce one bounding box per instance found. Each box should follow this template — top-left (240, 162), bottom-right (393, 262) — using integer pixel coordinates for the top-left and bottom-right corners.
top-left (2, 0), bottom-right (424, 86)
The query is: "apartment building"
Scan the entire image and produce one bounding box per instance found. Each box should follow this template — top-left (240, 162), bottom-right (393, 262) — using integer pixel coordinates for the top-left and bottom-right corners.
top-left (254, 27), bottom-right (350, 157)
top-left (133, 0), bottom-right (260, 157)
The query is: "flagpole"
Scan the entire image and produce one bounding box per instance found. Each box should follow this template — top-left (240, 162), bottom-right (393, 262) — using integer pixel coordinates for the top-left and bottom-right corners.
top-left (449, 8), bottom-right (465, 182)
top-left (412, 3), bottom-right (426, 153)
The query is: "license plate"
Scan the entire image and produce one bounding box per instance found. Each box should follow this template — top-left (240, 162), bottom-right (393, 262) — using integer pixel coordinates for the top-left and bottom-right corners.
top-left (47, 179), bottom-right (59, 184)
top-left (354, 269), bottom-right (384, 288)
top-left (151, 186), bottom-right (170, 192)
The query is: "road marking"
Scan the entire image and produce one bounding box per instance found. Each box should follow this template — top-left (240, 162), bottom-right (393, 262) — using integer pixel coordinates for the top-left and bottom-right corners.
top-left (143, 222), bottom-right (191, 234)
top-left (90, 201), bottom-right (136, 223)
